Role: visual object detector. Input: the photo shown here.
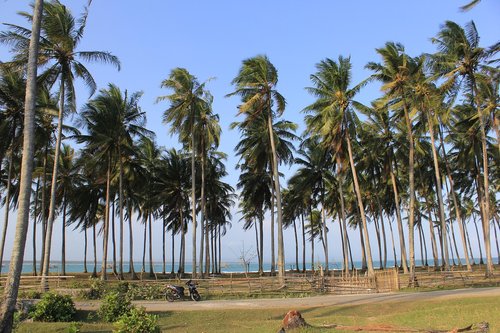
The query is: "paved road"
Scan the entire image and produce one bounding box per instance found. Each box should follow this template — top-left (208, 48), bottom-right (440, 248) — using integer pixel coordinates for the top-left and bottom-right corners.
top-left (75, 287), bottom-right (500, 312)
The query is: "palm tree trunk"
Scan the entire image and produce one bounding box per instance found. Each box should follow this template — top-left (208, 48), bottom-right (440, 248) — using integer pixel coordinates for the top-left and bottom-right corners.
top-left (426, 203), bottom-right (439, 269)
top-left (472, 215), bottom-right (484, 265)
top-left (218, 225), bottom-right (222, 274)
top-left (111, 201), bottom-right (117, 274)
top-left (450, 222), bottom-right (461, 267)
top-left (373, 214), bottom-right (383, 269)
top-left (180, 208), bottom-right (185, 275)
top-left (346, 133), bottom-right (375, 277)
top-left (267, 112), bottom-right (285, 282)
top-left (191, 133), bottom-right (197, 278)
top-left (378, 206), bottom-right (388, 269)
top-left (100, 155), bottom-right (112, 281)
top-left (142, 221), bottom-right (146, 273)
top-left (336, 157), bottom-right (350, 276)
top-left (32, 178), bottom-right (39, 276)
top-left (320, 186), bottom-right (329, 273)
top-left (202, 145), bottom-right (210, 277)
top-left (39, 146), bottom-right (48, 274)
top-left (301, 214), bottom-right (306, 273)
top-left (92, 222), bottom-right (97, 278)
top-left (171, 230), bottom-right (175, 275)
top-left (162, 217), bottom-right (166, 275)
top-left (493, 218), bottom-right (500, 265)
top-left (0, 2), bottom-right (42, 328)
top-left (402, 102), bottom-right (417, 286)
top-left (417, 222), bottom-right (425, 267)
top-left (465, 222), bottom-right (476, 265)
top-left (270, 184), bottom-right (276, 274)
top-left (387, 215), bottom-right (398, 267)
top-left (83, 226), bottom-right (88, 273)
top-left (118, 155), bottom-right (124, 280)
top-left (439, 122), bottom-right (471, 271)
top-left (471, 81), bottom-right (494, 276)
top-left (259, 217), bottom-right (264, 275)
top-left (254, 222), bottom-right (261, 274)
top-left (293, 219), bottom-right (299, 272)
top-left (359, 224), bottom-right (367, 270)
top-left (148, 214), bottom-right (154, 277)
top-left (0, 153), bottom-right (14, 275)
top-left (42, 76), bottom-right (66, 289)
top-left (427, 115), bottom-right (449, 270)
top-left (61, 197), bottom-right (66, 276)
top-left (128, 202), bottom-right (137, 279)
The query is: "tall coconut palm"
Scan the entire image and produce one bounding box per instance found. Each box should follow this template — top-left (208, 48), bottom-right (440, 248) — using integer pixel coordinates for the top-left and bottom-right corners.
top-left (0, 0), bottom-right (121, 287)
top-left (227, 55), bottom-right (287, 281)
top-left (158, 68), bottom-right (212, 278)
top-left (304, 56), bottom-right (375, 277)
top-left (78, 83), bottom-right (151, 280)
top-left (0, 0), bottom-right (43, 330)
top-left (367, 43), bottom-right (421, 283)
top-left (431, 20), bottom-right (498, 276)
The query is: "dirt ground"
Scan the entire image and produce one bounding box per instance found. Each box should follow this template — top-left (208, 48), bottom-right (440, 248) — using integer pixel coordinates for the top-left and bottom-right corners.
top-left (74, 286), bottom-right (500, 312)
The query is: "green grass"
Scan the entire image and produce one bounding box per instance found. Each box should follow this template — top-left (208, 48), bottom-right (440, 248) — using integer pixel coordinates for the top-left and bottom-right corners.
top-left (15, 295), bottom-right (499, 332)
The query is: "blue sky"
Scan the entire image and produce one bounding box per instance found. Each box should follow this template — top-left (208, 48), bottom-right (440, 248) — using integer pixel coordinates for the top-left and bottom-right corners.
top-left (0, 0), bottom-right (499, 265)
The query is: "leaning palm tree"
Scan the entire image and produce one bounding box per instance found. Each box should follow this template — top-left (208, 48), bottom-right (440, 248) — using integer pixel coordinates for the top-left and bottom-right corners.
top-left (431, 20), bottom-right (498, 276)
top-left (304, 56), bottom-right (375, 277)
top-left (158, 68), bottom-right (212, 278)
top-left (227, 55), bottom-right (287, 281)
top-left (366, 43), bottom-right (421, 284)
top-left (0, 0), bottom-right (43, 330)
top-left (0, 0), bottom-right (120, 287)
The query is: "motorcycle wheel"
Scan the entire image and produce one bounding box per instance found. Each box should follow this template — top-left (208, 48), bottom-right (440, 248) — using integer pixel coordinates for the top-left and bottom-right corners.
top-left (165, 292), bottom-right (175, 302)
top-left (191, 292), bottom-right (201, 302)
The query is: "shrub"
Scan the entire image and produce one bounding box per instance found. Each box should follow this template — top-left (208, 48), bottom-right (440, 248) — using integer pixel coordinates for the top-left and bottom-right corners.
top-left (18, 290), bottom-right (42, 299)
top-left (113, 307), bottom-right (160, 333)
top-left (29, 292), bottom-right (76, 322)
top-left (125, 284), bottom-right (164, 300)
top-left (79, 278), bottom-right (105, 300)
top-left (97, 292), bottom-right (132, 322)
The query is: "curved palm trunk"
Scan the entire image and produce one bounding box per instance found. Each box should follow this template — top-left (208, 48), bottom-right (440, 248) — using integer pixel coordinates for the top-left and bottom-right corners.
top-left (42, 78), bottom-right (66, 289)
top-left (336, 159), bottom-right (349, 276)
top-left (427, 115), bottom-right (449, 270)
top-left (267, 112), bottom-right (285, 282)
top-left (472, 214), bottom-right (484, 264)
top-left (388, 158), bottom-right (408, 273)
top-left (346, 132), bottom-right (375, 277)
top-left (373, 214), bottom-right (383, 269)
top-left (471, 82), bottom-right (494, 276)
top-left (0, 153), bottom-right (14, 275)
top-left (402, 103), bottom-right (417, 286)
top-left (100, 155), bottom-right (112, 281)
top-left (0, 2), bottom-right (42, 329)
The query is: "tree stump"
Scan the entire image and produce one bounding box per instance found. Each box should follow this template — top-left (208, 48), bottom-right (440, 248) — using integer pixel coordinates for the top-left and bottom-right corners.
top-left (279, 310), bottom-right (308, 332)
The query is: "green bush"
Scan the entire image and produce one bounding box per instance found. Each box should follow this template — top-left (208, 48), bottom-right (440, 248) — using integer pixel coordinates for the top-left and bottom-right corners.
top-left (79, 278), bottom-right (105, 300)
top-left (29, 292), bottom-right (76, 322)
top-left (113, 307), bottom-right (160, 333)
top-left (125, 283), bottom-right (164, 300)
top-left (18, 290), bottom-right (42, 299)
top-left (97, 292), bottom-right (132, 322)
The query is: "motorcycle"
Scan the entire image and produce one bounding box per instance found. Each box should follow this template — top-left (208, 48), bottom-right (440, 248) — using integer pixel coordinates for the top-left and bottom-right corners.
top-left (165, 279), bottom-right (201, 302)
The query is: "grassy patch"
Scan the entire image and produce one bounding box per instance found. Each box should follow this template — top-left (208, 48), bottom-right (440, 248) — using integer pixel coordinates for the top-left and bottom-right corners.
top-left (15, 295), bottom-right (499, 333)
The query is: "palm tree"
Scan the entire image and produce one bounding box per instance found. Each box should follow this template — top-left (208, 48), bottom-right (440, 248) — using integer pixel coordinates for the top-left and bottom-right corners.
top-left (0, 0), bottom-right (43, 330)
top-left (158, 68), bottom-right (212, 278)
top-left (227, 55), bottom-right (287, 281)
top-left (431, 20), bottom-right (498, 276)
top-left (78, 84), bottom-right (151, 280)
top-left (367, 43), bottom-right (421, 283)
top-left (304, 56), bottom-right (375, 277)
top-left (0, 0), bottom-right (121, 286)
